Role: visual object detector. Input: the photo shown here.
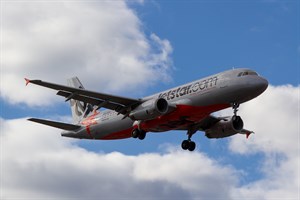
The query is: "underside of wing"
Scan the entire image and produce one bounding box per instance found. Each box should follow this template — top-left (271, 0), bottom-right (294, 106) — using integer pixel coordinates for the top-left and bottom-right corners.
top-left (197, 115), bottom-right (222, 131)
top-left (185, 115), bottom-right (254, 139)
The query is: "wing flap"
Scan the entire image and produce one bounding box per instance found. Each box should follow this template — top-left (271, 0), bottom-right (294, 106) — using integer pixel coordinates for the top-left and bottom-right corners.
top-left (56, 91), bottom-right (126, 113)
top-left (28, 118), bottom-right (81, 131)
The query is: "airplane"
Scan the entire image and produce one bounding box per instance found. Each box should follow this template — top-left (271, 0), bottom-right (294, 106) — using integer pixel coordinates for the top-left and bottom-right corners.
top-left (26, 68), bottom-right (268, 151)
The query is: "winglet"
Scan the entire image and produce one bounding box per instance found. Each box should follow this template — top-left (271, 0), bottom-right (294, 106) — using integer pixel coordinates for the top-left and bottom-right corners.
top-left (246, 132), bottom-right (251, 139)
top-left (246, 131), bottom-right (254, 139)
top-left (240, 129), bottom-right (254, 139)
top-left (25, 78), bottom-right (31, 86)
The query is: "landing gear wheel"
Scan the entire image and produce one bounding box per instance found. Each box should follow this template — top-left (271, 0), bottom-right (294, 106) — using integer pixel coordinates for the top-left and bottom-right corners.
top-left (181, 128), bottom-right (197, 151)
top-left (181, 140), bottom-right (190, 150)
top-left (132, 129), bottom-right (147, 140)
top-left (138, 130), bottom-right (146, 140)
top-left (131, 129), bottom-right (139, 138)
top-left (181, 140), bottom-right (196, 151)
top-left (188, 141), bottom-right (196, 151)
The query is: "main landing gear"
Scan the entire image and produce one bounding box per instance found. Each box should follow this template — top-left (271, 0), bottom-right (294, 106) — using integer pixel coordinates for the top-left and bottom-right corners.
top-left (131, 129), bottom-right (147, 140)
top-left (181, 129), bottom-right (197, 151)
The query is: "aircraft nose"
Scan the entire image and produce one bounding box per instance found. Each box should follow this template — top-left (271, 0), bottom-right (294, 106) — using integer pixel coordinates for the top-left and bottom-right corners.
top-left (250, 76), bottom-right (268, 94)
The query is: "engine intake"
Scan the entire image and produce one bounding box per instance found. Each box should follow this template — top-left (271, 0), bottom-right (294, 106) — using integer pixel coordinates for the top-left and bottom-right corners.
top-left (205, 116), bottom-right (244, 139)
top-left (129, 98), bottom-right (170, 120)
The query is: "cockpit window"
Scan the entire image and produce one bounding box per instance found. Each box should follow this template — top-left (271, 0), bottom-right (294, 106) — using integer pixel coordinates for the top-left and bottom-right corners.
top-left (238, 71), bottom-right (258, 77)
top-left (249, 71), bottom-right (258, 75)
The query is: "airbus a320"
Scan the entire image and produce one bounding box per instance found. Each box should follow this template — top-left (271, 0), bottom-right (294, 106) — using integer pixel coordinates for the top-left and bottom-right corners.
top-left (26, 68), bottom-right (268, 151)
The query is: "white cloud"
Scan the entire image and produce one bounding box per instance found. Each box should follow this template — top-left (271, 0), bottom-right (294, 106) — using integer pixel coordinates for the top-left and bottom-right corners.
top-left (227, 85), bottom-right (300, 199)
top-left (1, 118), bottom-right (238, 200)
top-left (1, 1), bottom-right (173, 106)
top-left (228, 85), bottom-right (299, 155)
top-left (1, 85), bottom-right (299, 200)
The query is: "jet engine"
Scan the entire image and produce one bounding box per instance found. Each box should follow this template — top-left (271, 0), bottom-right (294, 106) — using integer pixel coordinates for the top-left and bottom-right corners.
top-left (205, 116), bottom-right (244, 139)
top-left (129, 98), bottom-right (171, 120)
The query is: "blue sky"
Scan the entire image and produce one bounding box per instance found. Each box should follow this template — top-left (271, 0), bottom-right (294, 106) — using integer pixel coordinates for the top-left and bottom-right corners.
top-left (135, 1), bottom-right (298, 86)
top-left (1, 1), bottom-right (299, 199)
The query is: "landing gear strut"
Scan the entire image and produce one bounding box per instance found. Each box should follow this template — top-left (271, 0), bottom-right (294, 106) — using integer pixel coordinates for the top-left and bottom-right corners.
top-left (181, 129), bottom-right (197, 151)
top-left (131, 129), bottom-right (146, 140)
top-left (232, 102), bottom-right (242, 123)
top-left (232, 102), bottom-right (239, 116)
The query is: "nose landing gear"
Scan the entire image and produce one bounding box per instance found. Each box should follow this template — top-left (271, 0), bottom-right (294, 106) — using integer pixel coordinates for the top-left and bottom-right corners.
top-left (231, 103), bottom-right (243, 124)
top-left (232, 102), bottom-right (239, 116)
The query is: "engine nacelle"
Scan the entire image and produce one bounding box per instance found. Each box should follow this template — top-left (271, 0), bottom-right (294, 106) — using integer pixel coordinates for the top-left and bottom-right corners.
top-left (129, 98), bottom-right (170, 121)
top-left (205, 116), bottom-right (244, 139)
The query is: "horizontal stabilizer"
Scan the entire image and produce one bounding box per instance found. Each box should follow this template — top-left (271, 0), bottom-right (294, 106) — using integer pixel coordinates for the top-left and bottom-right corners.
top-left (28, 118), bottom-right (81, 131)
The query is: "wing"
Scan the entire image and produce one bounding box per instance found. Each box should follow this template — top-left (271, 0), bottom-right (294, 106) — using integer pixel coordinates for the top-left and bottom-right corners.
top-left (25, 78), bottom-right (142, 114)
top-left (28, 118), bottom-right (81, 131)
top-left (197, 115), bottom-right (223, 131)
top-left (178, 115), bottom-right (254, 138)
top-left (174, 115), bottom-right (223, 131)
top-left (197, 115), bottom-right (254, 138)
